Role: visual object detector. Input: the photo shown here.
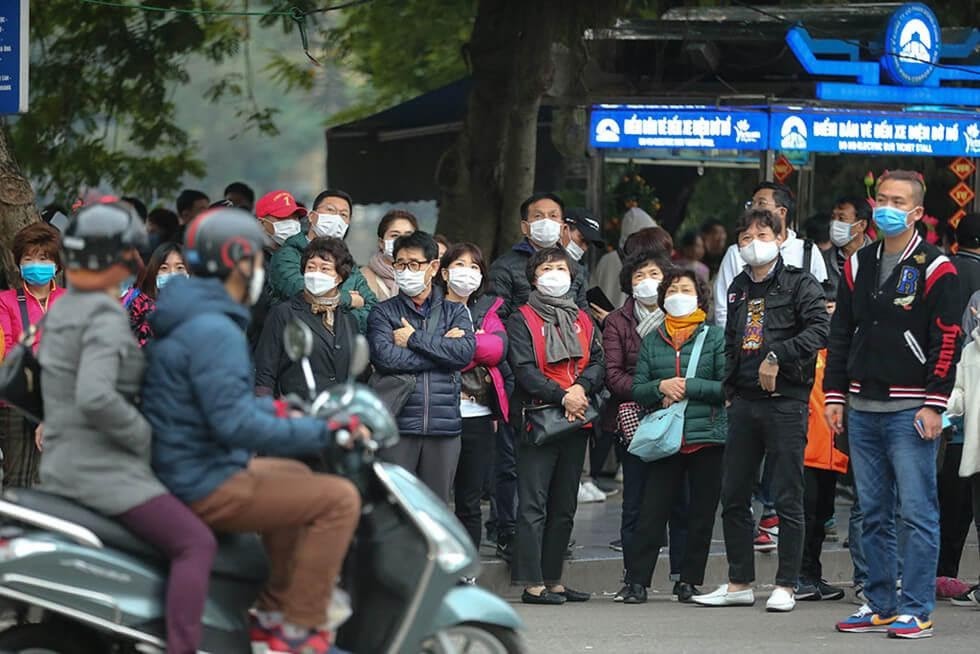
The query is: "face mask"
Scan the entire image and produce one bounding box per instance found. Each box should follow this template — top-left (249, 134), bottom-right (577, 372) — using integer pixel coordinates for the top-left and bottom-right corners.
top-left (20, 262), bottom-right (57, 286)
top-left (664, 293), bottom-right (699, 318)
top-left (383, 239), bottom-right (396, 259)
top-left (873, 206), bottom-right (914, 238)
top-left (528, 219), bottom-right (561, 248)
top-left (739, 239), bottom-right (780, 267)
top-left (448, 267), bottom-right (482, 297)
top-left (156, 272), bottom-right (187, 290)
top-left (395, 267), bottom-right (429, 297)
top-left (248, 267), bottom-right (266, 306)
top-left (270, 219), bottom-right (301, 245)
top-left (565, 239), bottom-right (586, 262)
top-left (536, 270), bottom-right (571, 298)
top-left (632, 278), bottom-right (660, 304)
top-left (312, 213), bottom-right (348, 240)
top-left (304, 271), bottom-right (338, 296)
top-left (829, 220), bottom-right (857, 248)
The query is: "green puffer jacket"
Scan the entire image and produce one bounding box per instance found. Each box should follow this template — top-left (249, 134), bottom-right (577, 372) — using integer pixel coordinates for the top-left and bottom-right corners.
top-left (269, 233), bottom-right (377, 333)
top-left (632, 323), bottom-right (728, 447)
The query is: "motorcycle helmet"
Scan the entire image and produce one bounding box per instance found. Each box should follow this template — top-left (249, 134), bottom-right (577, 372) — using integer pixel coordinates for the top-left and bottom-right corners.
top-left (183, 207), bottom-right (269, 278)
top-left (62, 202), bottom-right (147, 271)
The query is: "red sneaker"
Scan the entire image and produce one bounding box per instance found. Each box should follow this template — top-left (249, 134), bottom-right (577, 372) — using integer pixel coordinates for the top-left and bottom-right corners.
top-left (753, 530), bottom-right (777, 552)
top-left (936, 576), bottom-right (972, 600)
top-left (249, 613), bottom-right (275, 644)
top-left (759, 515), bottom-right (780, 536)
top-left (265, 627), bottom-right (332, 654)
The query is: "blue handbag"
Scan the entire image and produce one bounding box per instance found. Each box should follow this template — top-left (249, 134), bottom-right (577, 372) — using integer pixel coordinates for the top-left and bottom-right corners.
top-left (628, 326), bottom-right (709, 463)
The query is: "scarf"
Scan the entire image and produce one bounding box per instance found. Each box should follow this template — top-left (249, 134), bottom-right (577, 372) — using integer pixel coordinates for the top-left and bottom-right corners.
top-left (305, 291), bottom-right (341, 333)
top-left (527, 290), bottom-right (584, 363)
top-left (367, 250), bottom-right (397, 299)
top-left (664, 308), bottom-right (707, 349)
top-left (634, 301), bottom-right (665, 340)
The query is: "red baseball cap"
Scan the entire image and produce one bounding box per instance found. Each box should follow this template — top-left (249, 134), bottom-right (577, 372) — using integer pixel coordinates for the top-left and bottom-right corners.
top-left (255, 190), bottom-right (308, 220)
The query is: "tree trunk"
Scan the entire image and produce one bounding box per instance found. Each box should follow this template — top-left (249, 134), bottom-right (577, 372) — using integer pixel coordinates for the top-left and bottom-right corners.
top-left (436, 0), bottom-right (559, 258)
top-left (0, 120), bottom-right (40, 289)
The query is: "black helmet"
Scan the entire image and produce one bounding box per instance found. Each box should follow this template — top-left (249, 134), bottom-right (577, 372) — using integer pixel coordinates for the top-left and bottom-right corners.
top-left (183, 207), bottom-right (268, 278)
top-left (62, 202), bottom-right (147, 271)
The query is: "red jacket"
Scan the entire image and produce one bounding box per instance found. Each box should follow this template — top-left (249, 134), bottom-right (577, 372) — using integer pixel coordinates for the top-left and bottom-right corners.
top-left (0, 285), bottom-right (66, 356)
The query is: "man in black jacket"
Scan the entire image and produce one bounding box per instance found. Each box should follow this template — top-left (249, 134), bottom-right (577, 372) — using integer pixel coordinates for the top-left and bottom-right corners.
top-left (952, 212), bottom-right (980, 315)
top-left (826, 171), bottom-right (961, 639)
top-left (694, 209), bottom-right (829, 613)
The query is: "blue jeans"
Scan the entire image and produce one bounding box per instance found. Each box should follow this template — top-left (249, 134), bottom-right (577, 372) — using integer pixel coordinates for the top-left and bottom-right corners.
top-left (848, 408), bottom-right (939, 619)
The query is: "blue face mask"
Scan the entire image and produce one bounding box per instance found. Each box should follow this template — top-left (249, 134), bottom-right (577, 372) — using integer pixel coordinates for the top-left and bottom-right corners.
top-left (20, 262), bottom-right (57, 287)
top-left (873, 206), bottom-right (913, 237)
top-left (156, 272), bottom-right (186, 290)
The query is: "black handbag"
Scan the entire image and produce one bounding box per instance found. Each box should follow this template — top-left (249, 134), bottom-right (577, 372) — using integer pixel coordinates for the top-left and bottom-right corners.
top-left (367, 371), bottom-right (416, 415)
top-left (460, 365), bottom-right (492, 407)
top-left (521, 400), bottom-right (600, 447)
top-left (0, 291), bottom-right (45, 423)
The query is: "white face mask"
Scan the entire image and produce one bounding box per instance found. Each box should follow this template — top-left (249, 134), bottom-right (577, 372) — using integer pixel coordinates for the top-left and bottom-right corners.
top-left (829, 220), bottom-right (857, 248)
top-left (304, 271), bottom-right (338, 296)
top-left (536, 270), bottom-right (571, 298)
top-left (383, 239), bottom-right (396, 259)
top-left (395, 267), bottom-right (429, 297)
top-left (664, 293), bottom-right (699, 318)
top-left (448, 267), bottom-right (482, 297)
top-left (739, 239), bottom-right (780, 268)
top-left (565, 239), bottom-right (586, 262)
top-left (270, 219), bottom-right (301, 245)
top-left (632, 278), bottom-right (660, 305)
top-left (528, 219), bottom-right (561, 248)
top-left (312, 213), bottom-right (348, 240)
top-left (248, 267), bottom-right (266, 306)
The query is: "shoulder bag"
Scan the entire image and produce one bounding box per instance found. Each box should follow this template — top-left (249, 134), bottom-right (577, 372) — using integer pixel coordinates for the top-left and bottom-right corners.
top-left (0, 291), bottom-right (46, 422)
top-left (368, 301), bottom-right (442, 415)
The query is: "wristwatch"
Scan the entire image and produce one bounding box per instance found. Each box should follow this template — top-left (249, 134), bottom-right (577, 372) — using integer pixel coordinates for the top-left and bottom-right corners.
top-left (765, 351), bottom-right (779, 365)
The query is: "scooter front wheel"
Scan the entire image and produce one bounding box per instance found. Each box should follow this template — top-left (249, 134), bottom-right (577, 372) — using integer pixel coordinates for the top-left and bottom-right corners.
top-left (424, 622), bottom-right (528, 654)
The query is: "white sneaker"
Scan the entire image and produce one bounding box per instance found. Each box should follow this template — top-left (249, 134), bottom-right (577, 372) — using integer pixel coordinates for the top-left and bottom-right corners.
top-left (578, 483), bottom-right (599, 503)
top-left (582, 480), bottom-right (607, 502)
top-left (692, 584), bottom-right (755, 607)
top-left (766, 587), bottom-right (796, 612)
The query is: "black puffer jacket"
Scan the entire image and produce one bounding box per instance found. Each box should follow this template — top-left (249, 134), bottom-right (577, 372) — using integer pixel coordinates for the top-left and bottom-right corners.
top-left (490, 240), bottom-right (588, 319)
top-left (367, 287), bottom-right (476, 437)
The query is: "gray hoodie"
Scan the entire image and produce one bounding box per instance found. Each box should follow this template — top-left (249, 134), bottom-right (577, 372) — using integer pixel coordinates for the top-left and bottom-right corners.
top-left (964, 290), bottom-right (980, 339)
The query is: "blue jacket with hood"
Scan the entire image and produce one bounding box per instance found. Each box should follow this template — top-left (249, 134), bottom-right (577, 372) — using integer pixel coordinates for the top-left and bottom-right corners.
top-left (143, 277), bottom-right (329, 503)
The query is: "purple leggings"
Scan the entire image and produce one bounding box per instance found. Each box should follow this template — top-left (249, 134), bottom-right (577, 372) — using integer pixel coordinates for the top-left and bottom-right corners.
top-left (118, 494), bottom-right (217, 654)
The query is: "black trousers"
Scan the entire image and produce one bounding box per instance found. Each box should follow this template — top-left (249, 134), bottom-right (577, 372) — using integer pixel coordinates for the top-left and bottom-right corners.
top-left (625, 446), bottom-right (724, 587)
top-left (454, 416), bottom-right (496, 549)
top-left (937, 443), bottom-right (974, 578)
top-left (801, 466), bottom-right (838, 581)
top-left (512, 431), bottom-right (588, 586)
top-left (492, 421), bottom-right (519, 541)
top-left (722, 396), bottom-right (807, 587)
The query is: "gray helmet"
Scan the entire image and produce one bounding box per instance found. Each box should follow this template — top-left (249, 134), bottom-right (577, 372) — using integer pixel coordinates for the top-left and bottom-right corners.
top-left (62, 202), bottom-right (147, 271)
top-left (183, 207), bottom-right (269, 278)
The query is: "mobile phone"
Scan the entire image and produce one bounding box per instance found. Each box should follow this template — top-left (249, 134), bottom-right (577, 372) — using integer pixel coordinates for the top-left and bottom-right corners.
top-left (914, 418), bottom-right (926, 439)
top-left (587, 286), bottom-right (616, 312)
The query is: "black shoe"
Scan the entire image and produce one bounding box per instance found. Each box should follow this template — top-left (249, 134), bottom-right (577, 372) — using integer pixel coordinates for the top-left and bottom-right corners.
top-left (522, 589), bottom-right (566, 605)
top-left (609, 539), bottom-right (623, 552)
top-left (622, 583), bottom-right (647, 604)
top-left (795, 579), bottom-right (820, 601)
top-left (672, 581), bottom-right (682, 596)
top-left (554, 587), bottom-right (591, 602)
top-left (495, 538), bottom-right (513, 562)
top-left (613, 585), bottom-right (629, 602)
top-left (815, 579), bottom-right (845, 600)
top-left (674, 582), bottom-right (702, 603)
top-left (592, 477), bottom-right (621, 496)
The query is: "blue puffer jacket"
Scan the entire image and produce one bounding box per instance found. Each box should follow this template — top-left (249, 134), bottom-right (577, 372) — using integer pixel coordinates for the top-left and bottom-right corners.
top-left (143, 277), bottom-right (330, 503)
top-left (367, 287), bottom-right (476, 437)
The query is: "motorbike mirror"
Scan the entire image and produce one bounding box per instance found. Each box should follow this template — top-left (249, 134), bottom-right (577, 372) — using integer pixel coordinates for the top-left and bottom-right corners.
top-left (350, 334), bottom-right (370, 378)
top-left (283, 320), bottom-right (314, 362)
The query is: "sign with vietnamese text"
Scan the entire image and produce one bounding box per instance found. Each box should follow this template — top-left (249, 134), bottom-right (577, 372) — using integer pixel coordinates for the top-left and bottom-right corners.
top-left (0, 1), bottom-right (27, 114)
top-left (949, 157), bottom-right (976, 180)
top-left (949, 182), bottom-right (975, 207)
top-left (590, 106), bottom-right (769, 151)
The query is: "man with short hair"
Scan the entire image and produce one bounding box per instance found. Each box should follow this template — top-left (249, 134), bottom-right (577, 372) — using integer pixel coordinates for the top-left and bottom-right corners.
top-left (224, 181), bottom-right (256, 211)
top-left (825, 197), bottom-right (873, 298)
top-left (176, 189), bottom-right (210, 226)
top-left (713, 182), bottom-right (828, 326)
top-left (700, 218), bottom-right (729, 279)
top-left (828, 170), bottom-right (961, 639)
top-left (694, 208), bottom-right (828, 613)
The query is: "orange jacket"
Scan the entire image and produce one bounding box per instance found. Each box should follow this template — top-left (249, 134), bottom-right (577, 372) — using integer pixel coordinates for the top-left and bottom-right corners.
top-left (805, 349), bottom-right (848, 473)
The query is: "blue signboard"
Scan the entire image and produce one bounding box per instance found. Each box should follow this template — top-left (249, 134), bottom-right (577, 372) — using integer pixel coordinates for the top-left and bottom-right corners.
top-left (0, 1), bottom-right (27, 114)
top-left (590, 106), bottom-right (769, 151)
top-left (770, 110), bottom-right (980, 157)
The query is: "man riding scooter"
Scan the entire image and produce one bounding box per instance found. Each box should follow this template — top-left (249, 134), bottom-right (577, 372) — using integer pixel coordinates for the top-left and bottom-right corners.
top-left (141, 207), bottom-right (365, 654)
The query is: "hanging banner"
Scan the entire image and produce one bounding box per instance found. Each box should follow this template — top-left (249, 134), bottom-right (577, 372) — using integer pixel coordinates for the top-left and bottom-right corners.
top-left (949, 157), bottom-right (976, 180)
top-left (589, 106), bottom-right (769, 151)
top-left (0, 0), bottom-right (27, 114)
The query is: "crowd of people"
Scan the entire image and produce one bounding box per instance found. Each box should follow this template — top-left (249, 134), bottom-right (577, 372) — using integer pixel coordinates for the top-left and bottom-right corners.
top-left (0, 171), bottom-right (978, 651)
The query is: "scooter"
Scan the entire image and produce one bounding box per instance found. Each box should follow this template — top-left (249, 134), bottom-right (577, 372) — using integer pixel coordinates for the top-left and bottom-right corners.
top-left (0, 322), bottom-right (525, 653)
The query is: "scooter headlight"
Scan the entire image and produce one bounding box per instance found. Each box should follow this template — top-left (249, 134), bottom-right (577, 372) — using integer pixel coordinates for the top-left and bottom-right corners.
top-left (415, 510), bottom-right (470, 574)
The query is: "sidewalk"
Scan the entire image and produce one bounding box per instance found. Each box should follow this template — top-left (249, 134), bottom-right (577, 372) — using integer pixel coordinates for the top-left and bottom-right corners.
top-left (477, 490), bottom-right (980, 598)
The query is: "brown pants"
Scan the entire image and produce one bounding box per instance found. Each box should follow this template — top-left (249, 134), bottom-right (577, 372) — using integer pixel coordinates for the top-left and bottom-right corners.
top-left (190, 458), bottom-right (360, 627)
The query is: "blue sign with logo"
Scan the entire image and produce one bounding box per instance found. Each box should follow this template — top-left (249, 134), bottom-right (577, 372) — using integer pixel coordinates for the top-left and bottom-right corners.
top-left (0, 1), bottom-right (28, 114)
top-left (770, 110), bottom-right (980, 157)
top-left (590, 106), bottom-right (769, 151)
top-left (882, 3), bottom-right (941, 86)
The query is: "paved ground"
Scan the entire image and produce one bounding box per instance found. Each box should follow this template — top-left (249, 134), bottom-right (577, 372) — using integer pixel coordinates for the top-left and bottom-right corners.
top-left (514, 595), bottom-right (980, 653)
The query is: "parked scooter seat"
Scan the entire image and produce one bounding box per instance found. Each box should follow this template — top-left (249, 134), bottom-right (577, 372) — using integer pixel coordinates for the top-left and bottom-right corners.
top-left (4, 489), bottom-right (268, 581)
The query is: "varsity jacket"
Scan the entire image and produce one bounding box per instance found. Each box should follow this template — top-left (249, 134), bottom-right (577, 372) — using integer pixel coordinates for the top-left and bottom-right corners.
top-left (824, 231), bottom-right (962, 412)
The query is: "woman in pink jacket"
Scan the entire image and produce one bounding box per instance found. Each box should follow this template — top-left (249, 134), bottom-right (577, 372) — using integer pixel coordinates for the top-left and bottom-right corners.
top-left (439, 242), bottom-right (514, 550)
top-left (0, 223), bottom-right (67, 488)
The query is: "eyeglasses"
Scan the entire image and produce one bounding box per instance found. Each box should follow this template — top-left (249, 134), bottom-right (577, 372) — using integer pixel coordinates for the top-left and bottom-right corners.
top-left (744, 199), bottom-right (778, 210)
top-left (393, 260), bottom-right (431, 272)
